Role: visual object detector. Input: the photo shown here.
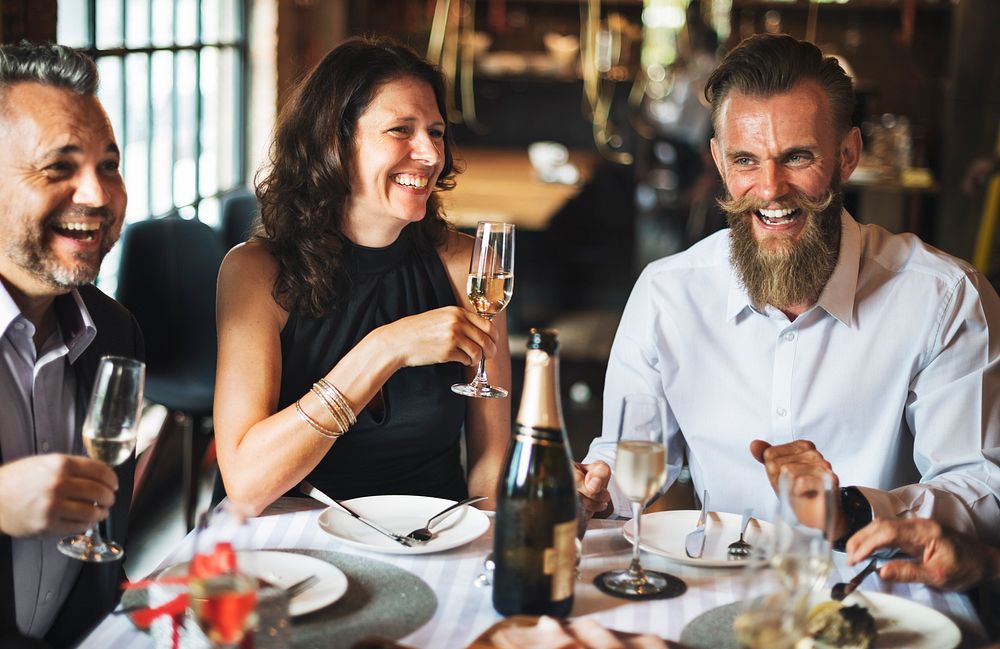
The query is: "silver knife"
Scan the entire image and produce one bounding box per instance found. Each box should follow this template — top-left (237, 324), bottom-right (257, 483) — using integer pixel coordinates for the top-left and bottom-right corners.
top-left (300, 481), bottom-right (413, 548)
top-left (685, 489), bottom-right (710, 559)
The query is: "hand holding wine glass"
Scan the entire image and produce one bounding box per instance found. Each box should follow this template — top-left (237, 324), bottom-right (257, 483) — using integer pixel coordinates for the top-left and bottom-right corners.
top-left (57, 355), bottom-right (145, 562)
top-left (452, 221), bottom-right (514, 399)
top-left (594, 394), bottom-right (685, 598)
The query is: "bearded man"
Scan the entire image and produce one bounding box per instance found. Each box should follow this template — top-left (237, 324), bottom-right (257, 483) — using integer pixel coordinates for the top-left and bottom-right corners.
top-left (0, 43), bottom-right (143, 648)
top-left (574, 34), bottom-right (1000, 552)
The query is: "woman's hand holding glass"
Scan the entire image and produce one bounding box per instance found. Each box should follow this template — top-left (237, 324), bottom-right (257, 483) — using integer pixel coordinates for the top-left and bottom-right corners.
top-left (377, 305), bottom-right (499, 368)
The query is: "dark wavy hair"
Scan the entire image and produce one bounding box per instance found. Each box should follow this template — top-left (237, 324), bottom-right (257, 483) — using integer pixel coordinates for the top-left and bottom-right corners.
top-left (704, 34), bottom-right (855, 136)
top-left (253, 35), bottom-right (456, 317)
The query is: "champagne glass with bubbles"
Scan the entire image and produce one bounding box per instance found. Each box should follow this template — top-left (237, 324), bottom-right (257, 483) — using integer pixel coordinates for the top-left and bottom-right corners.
top-left (734, 469), bottom-right (835, 647)
top-left (58, 355), bottom-right (145, 562)
top-left (451, 221), bottom-right (514, 398)
top-left (595, 394), bottom-right (685, 598)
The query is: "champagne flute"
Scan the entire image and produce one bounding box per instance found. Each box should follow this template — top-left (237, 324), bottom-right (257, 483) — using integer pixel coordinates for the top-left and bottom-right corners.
top-left (57, 355), bottom-right (145, 562)
top-left (451, 221), bottom-right (515, 399)
top-left (188, 504), bottom-right (258, 648)
top-left (595, 394), bottom-right (684, 598)
top-left (769, 469), bottom-right (835, 641)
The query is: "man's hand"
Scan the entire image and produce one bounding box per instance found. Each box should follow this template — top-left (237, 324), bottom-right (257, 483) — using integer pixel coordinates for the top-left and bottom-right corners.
top-left (750, 439), bottom-right (843, 536)
top-left (846, 518), bottom-right (994, 592)
top-left (573, 461), bottom-right (612, 527)
top-left (0, 454), bottom-right (118, 537)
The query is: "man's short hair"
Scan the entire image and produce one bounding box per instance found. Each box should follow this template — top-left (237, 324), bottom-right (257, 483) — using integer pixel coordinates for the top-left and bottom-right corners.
top-left (0, 41), bottom-right (98, 96)
top-left (704, 34), bottom-right (854, 135)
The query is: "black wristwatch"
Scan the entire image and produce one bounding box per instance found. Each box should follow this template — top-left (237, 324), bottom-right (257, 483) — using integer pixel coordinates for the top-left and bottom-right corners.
top-left (833, 486), bottom-right (873, 552)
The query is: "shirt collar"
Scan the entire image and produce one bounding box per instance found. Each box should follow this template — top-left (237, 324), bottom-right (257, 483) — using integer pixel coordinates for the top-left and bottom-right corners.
top-left (725, 209), bottom-right (860, 326)
top-left (813, 210), bottom-right (860, 327)
top-left (0, 280), bottom-right (97, 362)
top-left (0, 280), bottom-right (19, 339)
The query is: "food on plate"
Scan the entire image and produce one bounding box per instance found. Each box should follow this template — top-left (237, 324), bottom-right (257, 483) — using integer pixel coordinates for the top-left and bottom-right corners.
top-left (489, 616), bottom-right (668, 649)
top-left (805, 601), bottom-right (877, 649)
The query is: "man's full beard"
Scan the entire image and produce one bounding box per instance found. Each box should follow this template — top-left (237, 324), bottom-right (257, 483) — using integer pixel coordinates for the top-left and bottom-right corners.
top-left (720, 177), bottom-right (844, 312)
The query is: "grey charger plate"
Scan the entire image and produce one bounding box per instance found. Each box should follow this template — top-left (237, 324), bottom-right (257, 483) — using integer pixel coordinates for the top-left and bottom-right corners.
top-left (122, 548), bottom-right (437, 649)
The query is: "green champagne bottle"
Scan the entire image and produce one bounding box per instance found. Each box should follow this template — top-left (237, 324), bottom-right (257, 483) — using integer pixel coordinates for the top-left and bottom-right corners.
top-left (492, 328), bottom-right (577, 617)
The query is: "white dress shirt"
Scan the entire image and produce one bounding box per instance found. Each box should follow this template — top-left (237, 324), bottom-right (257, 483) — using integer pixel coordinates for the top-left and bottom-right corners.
top-left (585, 210), bottom-right (1000, 544)
top-left (1, 282), bottom-right (97, 637)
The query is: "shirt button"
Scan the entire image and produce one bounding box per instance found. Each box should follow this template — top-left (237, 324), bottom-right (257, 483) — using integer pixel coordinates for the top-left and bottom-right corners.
top-left (13, 322), bottom-right (25, 331)
top-left (784, 332), bottom-right (796, 342)
top-left (44, 591), bottom-right (53, 602)
top-left (776, 407), bottom-right (787, 417)
top-left (41, 441), bottom-right (50, 452)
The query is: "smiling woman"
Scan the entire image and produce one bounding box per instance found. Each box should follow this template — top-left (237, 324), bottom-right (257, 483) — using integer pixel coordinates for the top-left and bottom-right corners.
top-left (212, 36), bottom-right (510, 517)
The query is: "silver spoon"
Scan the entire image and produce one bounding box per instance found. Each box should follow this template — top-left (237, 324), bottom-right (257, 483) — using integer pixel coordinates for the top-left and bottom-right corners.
top-left (727, 508), bottom-right (754, 560)
top-left (405, 496), bottom-right (488, 543)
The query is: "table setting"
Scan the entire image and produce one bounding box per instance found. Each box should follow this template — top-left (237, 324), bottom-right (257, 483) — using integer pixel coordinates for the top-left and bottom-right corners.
top-left (79, 490), bottom-right (988, 649)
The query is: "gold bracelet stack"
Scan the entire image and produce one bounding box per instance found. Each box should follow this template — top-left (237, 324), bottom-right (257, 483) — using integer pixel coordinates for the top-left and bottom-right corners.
top-left (294, 399), bottom-right (342, 439)
top-left (293, 379), bottom-right (357, 441)
top-left (313, 378), bottom-right (357, 430)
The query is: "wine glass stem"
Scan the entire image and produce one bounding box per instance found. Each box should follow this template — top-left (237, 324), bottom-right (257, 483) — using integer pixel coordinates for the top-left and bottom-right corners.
top-left (470, 315), bottom-right (493, 385)
top-left (628, 500), bottom-right (644, 578)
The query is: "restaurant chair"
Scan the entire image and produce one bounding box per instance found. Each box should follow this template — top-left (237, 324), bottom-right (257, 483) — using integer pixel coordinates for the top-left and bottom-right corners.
top-left (116, 213), bottom-right (226, 530)
top-left (219, 186), bottom-right (259, 251)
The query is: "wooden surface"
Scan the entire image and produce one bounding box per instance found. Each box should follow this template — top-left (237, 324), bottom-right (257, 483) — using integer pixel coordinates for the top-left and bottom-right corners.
top-left (443, 147), bottom-right (598, 231)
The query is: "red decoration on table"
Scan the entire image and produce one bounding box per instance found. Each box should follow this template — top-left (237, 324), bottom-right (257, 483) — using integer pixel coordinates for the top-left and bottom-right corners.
top-left (122, 541), bottom-right (257, 649)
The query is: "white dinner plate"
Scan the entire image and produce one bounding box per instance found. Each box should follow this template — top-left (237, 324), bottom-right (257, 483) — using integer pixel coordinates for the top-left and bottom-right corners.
top-left (317, 494), bottom-right (490, 555)
top-left (623, 510), bottom-right (773, 568)
top-left (681, 590), bottom-right (960, 649)
top-left (161, 550), bottom-right (348, 617)
top-left (837, 591), bottom-right (961, 649)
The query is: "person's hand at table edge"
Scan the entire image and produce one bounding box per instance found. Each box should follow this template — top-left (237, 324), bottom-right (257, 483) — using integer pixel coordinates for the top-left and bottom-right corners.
top-left (574, 461), bottom-right (613, 525)
top-left (846, 517), bottom-right (1000, 591)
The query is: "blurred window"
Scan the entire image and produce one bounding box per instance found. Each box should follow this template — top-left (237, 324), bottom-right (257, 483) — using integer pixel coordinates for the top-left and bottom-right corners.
top-left (57, 0), bottom-right (247, 291)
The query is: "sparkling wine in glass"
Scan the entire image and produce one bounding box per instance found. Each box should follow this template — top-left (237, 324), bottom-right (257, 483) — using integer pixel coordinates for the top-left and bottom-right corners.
top-left (766, 469), bottom-right (835, 641)
top-left (187, 504), bottom-right (258, 647)
top-left (595, 394), bottom-right (685, 598)
top-left (772, 470), bottom-right (835, 594)
top-left (57, 355), bottom-right (145, 562)
top-left (189, 572), bottom-right (258, 648)
top-left (451, 221), bottom-right (514, 399)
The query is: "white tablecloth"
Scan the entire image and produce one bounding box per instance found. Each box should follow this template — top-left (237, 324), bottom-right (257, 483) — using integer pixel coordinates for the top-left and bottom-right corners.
top-left (80, 498), bottom-right (988, 648)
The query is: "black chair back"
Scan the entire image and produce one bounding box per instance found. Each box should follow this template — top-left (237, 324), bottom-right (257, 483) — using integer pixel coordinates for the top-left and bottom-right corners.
top-left (115, 214), bottom-right (225, 414)
top-left (220, 187), bottom-right (259, 251)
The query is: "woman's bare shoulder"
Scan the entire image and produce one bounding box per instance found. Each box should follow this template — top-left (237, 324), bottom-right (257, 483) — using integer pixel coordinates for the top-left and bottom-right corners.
top-left (221, 241), bottom-right (279, 282)
top-left (437, 229), bottom-right (474, 270)
top-left (218, 241), bottom-right (288, 323)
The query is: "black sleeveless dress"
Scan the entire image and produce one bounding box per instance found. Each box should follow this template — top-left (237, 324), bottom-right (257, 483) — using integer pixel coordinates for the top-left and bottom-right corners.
top-left (277, 225), bottom-right (469, 501)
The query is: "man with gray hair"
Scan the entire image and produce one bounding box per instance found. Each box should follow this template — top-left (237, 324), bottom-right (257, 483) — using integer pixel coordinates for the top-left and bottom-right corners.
top-left (575, 34), bottom-right (999, 554)
top-left (0, 42), bottom-right (143, 648)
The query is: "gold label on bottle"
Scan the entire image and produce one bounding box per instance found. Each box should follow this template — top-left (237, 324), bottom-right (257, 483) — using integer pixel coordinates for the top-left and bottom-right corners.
top-left (542, 520), bottom-right (577, 601)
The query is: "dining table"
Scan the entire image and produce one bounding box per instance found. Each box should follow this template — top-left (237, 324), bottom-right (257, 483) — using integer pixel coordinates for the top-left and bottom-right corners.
top-left (79, 497), bottom-right (990, 648)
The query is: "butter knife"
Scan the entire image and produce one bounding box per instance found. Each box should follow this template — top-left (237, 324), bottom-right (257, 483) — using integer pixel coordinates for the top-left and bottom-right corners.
top-left (300, 481), bottom-right (413, 548)
top-left (684, 489), bottom-right (710, 559)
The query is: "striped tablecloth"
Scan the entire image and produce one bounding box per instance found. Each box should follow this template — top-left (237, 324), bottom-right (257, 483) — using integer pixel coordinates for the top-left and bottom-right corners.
top-left (80, 498), bottom-right (988, 648)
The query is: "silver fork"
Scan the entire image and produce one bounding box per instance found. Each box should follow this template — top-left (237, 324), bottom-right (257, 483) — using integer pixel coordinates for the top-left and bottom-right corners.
top-left (405, 496), bottom-right (488, 543)
top-left (257, 574), bottom-right (318, 598)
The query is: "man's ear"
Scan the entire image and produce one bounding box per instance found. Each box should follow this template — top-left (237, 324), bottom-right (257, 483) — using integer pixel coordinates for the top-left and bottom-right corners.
top-left (839, 126), bottom-right (863, 181)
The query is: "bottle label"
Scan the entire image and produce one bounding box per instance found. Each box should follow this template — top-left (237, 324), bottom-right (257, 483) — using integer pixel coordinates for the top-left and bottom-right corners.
top-left (542, 520), bottom-right (576, 601)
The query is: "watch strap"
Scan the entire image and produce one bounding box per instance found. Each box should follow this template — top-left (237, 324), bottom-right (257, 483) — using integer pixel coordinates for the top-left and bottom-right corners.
top-left (833, 485), bottom-right (873, 552)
